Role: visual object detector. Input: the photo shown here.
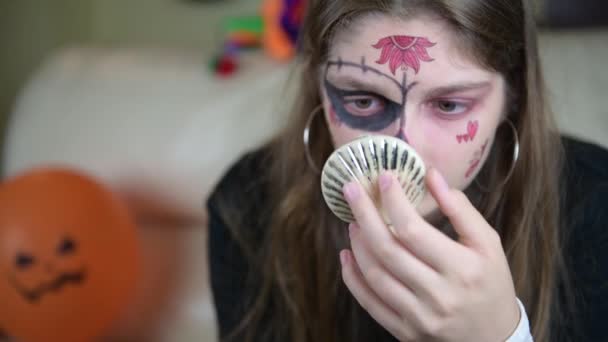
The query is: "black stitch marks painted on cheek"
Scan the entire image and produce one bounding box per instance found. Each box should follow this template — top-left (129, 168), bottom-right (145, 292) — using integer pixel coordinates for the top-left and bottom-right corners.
top-left (465, 139), bottom-right (489, 178)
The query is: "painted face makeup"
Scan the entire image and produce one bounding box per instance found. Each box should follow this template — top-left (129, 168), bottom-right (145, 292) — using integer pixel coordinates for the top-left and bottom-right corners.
top-left (323, 61), bottom-right (404, 132)
top-left (372, 35), bottom-right (436, 75)
top-left (457, 120), bottom-right (479, 143)
top-left (323, 58), bottom-right (409, 137)
top-left (465, 139), bottom-right (490, 178)
top-left (321, 16), bottom-right (507, 217)
top-left (323, 36), bottom-right (436, 140)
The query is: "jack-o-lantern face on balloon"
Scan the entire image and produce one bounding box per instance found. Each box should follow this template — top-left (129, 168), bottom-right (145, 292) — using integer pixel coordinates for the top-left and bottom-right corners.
top-left (0, 168), bottom-right (140, 342)
top-left (9, 234), bottom-right (86, 304)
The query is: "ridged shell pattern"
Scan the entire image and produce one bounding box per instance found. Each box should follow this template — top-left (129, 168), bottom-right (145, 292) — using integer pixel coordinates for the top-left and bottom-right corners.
top-left (320, 135), bottom-right (427, 223)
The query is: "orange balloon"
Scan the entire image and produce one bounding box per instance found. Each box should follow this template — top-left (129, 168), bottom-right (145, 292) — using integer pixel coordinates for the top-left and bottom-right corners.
top-left (0, 168), bottom-right (141, 342)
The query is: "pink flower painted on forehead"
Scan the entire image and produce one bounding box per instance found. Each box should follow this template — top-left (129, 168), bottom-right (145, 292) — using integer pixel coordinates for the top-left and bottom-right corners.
top-left (372, 35), bottom-right (436, 75)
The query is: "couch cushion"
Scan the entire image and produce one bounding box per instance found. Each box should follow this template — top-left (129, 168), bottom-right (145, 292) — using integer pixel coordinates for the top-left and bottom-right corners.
top-left (3, 47), bottom-right (290, 224)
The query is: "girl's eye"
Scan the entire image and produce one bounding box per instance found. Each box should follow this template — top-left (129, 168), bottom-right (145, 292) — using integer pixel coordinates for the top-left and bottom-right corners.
top-left (343, 96), bottom-right (386, 116)
top-left (431, 100), bottom-right (471, 117)
top-left (354, 98), bottom-right (373, 109)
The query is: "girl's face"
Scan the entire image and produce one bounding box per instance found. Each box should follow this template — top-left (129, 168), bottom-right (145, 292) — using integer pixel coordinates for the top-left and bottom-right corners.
top-left (320, 14), bottom-right (506, 217)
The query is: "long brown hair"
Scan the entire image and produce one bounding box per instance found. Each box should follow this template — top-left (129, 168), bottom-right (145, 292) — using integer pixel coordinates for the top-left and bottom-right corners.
top-left (220, 0), bottom-right (566, 341)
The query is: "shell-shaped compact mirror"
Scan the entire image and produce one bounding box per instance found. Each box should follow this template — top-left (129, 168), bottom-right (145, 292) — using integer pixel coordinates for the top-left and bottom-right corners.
top-left (321, 135), bottom-right (427, 224)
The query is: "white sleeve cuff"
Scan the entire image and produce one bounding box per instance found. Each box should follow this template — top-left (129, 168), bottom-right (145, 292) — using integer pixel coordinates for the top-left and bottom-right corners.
top-left (505, 298), bottom-right (533, 342)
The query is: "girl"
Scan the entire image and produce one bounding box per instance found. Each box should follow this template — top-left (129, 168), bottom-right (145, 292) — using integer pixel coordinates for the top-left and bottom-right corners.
top-left (207, 0), bottom-right (608, 341)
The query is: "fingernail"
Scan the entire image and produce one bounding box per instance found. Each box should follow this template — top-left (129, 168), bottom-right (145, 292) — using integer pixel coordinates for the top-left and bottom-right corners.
top-left (343, 182), bottom-right (360, 202)
top-left (379, 172), bottom-right (392, 192)
top-left (431, 168), bottom-right (449, 194)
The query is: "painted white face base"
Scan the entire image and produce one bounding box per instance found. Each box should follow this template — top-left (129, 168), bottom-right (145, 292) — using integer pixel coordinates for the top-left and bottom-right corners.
top-left (320, 14), bottom-right (506, 217)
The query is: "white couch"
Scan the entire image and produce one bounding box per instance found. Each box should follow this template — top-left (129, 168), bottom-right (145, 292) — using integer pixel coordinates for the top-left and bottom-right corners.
top-left (2, 30), bottom-right (607, 341)
top-left (2, 47), bottom-right (291, 342)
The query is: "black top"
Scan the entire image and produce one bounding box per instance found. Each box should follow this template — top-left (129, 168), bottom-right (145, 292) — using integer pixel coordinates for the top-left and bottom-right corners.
top-left (207, 136), bottom-right (608, 342)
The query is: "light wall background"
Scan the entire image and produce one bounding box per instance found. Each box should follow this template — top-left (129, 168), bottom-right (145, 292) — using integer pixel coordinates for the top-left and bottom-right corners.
top-left (1, 0), bottom-right (607, 158)
top-left (0, 1), bottom-right (86, 151)
top-left (0, 0), bottom-right (260, 161)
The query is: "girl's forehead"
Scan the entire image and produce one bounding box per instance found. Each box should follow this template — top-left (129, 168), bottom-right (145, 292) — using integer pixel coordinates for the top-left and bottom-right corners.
top-left (331, 15), bottom-right (446, 50)
top-left (325, 16), bottom-right (498, 99)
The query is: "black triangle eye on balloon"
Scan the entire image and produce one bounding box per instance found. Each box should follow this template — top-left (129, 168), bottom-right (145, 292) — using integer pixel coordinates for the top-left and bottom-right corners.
top-left (57, 236), bottom-right (77, 256)
top-left (15, 253), bottom-right (35, 270)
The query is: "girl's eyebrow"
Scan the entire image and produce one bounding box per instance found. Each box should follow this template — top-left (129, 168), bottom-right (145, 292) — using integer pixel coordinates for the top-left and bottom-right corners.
top-left (424, 81), bottom-right (492, 98)
top-left (333, 75), bottom-right (392, 95)
top-left (325, 58), bottom-right (406, 95)
top-left (325, 58), bottom-right (493, 103)
top-left (326, 74), bottom-right (404, 104)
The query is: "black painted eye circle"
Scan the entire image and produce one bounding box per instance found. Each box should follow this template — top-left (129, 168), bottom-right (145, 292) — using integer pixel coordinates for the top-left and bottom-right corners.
top-left (57, 237), bottom-right (77, 256)
top-left (15, 253), bottom-right (35, 270)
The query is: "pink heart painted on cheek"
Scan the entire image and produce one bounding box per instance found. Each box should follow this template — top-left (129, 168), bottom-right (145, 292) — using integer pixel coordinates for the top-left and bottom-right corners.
top-left (467, 120), bottom-right (479, 140)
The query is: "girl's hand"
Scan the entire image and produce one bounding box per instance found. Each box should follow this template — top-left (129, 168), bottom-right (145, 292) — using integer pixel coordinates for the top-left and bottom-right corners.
top-left (340, 169), bottom-right (520, 342)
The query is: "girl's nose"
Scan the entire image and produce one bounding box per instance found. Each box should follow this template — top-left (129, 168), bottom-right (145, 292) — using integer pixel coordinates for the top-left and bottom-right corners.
top-left (395, 108), bottom-right (410, 143)
top-left (395, 128), bottom-right (409, 143)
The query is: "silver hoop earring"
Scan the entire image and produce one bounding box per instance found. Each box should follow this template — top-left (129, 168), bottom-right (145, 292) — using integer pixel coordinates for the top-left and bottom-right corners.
top-left (303, 105), bottom-right (324, 174)
top-left (475, 119), bottom-right (520, 191)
